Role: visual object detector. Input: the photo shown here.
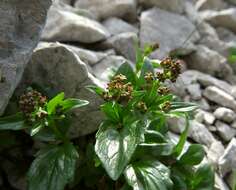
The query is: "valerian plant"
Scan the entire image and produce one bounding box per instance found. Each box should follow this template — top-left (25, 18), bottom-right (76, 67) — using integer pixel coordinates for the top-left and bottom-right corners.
top-left (0, 89), bottom-right (89, 190)
top-left (88, 45), bottom-right (215, 190)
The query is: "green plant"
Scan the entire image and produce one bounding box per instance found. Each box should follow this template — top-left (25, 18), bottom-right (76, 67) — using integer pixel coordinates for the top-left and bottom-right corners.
top-left (88, 45), bottom-right (214, 190)
top-left (0, 90), bottom-right (89, 190)
top-left (228, 47), bottom-right (236, 64)
top-left (0, 45), bottom-right (215, 190)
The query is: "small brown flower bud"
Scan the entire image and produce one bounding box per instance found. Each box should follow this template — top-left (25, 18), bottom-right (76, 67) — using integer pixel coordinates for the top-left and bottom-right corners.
top-left (158, 87), bottom-right (170, 95)
top-left (161, 101), bottom-right (171, 113)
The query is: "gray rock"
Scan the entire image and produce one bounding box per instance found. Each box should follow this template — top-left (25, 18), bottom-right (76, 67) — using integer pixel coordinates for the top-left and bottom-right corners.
top-left (231, 86), bottom-right (236, 99)
top-left (53, 0), bottom-right (96, 19)
top-left (102, 17), bottom-right (138, 36)
top-left (215, 121), bottom-right (236, 141)
top-left (0, 0), bottom-right (52, 115)
top-left (195, 110), bottom-right (215, 125)
top-left (207, 141), bottom-right (225, 167)
top-left (189, 120), bottom-right (217, 147)
top-left (203, 86), bottom-right (236, 111)
top-left (219, 138), bottom-right (236, 176)
top-left (17, 42), bottom-right (104, 137)
top-left (215, 173), bottom-right (230, 190)
top-left (214, 107), bottom-right (236, 123)
top-left (106, 32), bottom-right (138, 62)
top-left (186, 83), bottom-right (202, 100)
top-left (226, 0), bottom-right (236, 5)
top-left (184, 45), bottom-right (233, 79)
top-left (216, 27), bottom-right (236, 43)
top-left (198, 22), bottom-right (233, 57)
top-left (180, 70), bottom-right (233, 94)
top-left (63, 44), bottom-right (112, 66)
top-left (2, 158), bottom-right (27, 190)
top-left (42, 6), bottom-right (110, 43)
top-left (74, 0), bottom-right (137, 21)
top-left (140, 8), bottom-right (199, 59)
top-left (194, 98), bottom-right (211, 111)
top-left (195, 0), bottom-right (227, 11)
top-left (200, 8), bottom-right (236, 33)
top-left (139, 0), bottom-right (185, 14)
top-left (92, 55), bottom-right (130, 82)
top-left (168, 117), bottom-right (216, 147)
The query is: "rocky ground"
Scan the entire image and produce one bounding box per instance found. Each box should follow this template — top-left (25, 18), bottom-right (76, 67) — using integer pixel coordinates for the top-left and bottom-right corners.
top-left (1, 0), bottom-right (236, 189)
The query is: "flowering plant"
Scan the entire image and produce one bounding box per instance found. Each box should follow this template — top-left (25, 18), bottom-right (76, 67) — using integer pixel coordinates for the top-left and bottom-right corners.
top-left (88, 45), bottom-right (214, 190)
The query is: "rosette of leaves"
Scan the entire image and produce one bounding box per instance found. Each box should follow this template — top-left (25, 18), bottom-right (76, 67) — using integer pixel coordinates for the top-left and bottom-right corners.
top-left (88, 45), bottom-right (214, 190)
top-left (0, 90), bottom-right (89, 190)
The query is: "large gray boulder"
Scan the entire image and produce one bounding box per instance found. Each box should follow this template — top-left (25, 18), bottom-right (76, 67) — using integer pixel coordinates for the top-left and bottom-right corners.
top-left (140, 8), bottom-right (199, 59)
top-left (42, 6), bottom-right (110, 43)
top-left (17, 43), bottom-right (104, 137)
top-left (203, 86), bottom-right (236, 111)
top-left (138, 0), bottom-right (185, 14)
top-left (74, 0), bottom-right (137, 21)
top-left (219, 138), bottom-right (236, 176)
top-left (200, 8), bottom-right (236, 33)
top-left (195, 0), bottom-right (227, 11)
top-left (0, 0), bottom-right (52, 115)
top-left (184, 45), bottom-right (233, 79)
top-left (102, 17), bottom-right (138, 36)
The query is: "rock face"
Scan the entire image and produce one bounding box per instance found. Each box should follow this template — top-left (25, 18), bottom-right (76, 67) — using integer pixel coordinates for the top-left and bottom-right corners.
top-left (214, 107), bottom-right (236, 123)
top-left (195, 0), bottom-right (227, 11)
top-left (200, 8), bottom-right (236, 33)
top-left (140, 8), bottom-right (199, 59)
top-left (74, 0), bottom-right (137, 21)
top-left (42, 6), bottom-right (110, 43)
top-left (184, 45), bottom-right (233, 79)
top-left (219, 138), bottom-right (236, 176)
top-left (203, 86), bottom-right (236, 110)
top-left (138, 0), bottom-right (185, 13)
top-left (215, 121), bottom-right (236, 142)
top-left (17, 43), bottom-right (104, 137)
top-left (102, 17), bottom-right (138, 36)
top-left (0, 0), bottom-right (52, 115)
top-left (105, 32), bottom-right (138, 62)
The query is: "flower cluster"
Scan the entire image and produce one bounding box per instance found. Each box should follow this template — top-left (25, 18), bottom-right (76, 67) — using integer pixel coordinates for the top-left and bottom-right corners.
top-left (137, 101), bottom-right (148, 112)
top-left (161, 101), bottom-right (171, 113)
top-left (158, 86), bottom-right (170, 95)
top-left (103, 74), bottom-right (133, 103)
top-left (19, 90), bottom-right (47, 121)
top-left (157, 57), bottom-right (181, 82)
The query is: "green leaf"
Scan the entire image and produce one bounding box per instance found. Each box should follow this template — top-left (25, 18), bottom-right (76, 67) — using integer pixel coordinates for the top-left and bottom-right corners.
top-left (28, 143), bottom-right (79, 190)
top-left (60, 98), bottom-right (89, 112)
top-left (191, 163), bottom-right (214, 190)
top-left (179, 144), bottom-right (204, 166)
top-left (116, 63), bottom-right (136, 85)
top-left (171, 173), bottom-right (187, 190)
top-left (136, 44), bottom-right (144, 72)
top-left (140, 130), bottom-right (167, 146)
top-left (47, 92), bottom-right (65, 114)
top-left (170, 102), bottom-right (198, 113)
top-left (0, 113), bottom-right (25, 130)
top-left (172, 115), bottom-right (189, 157)
top-left (95, 120), bottom-right (142, 180)
top-left (86, 85), bottom-right (105, 96)
top-left (124, 160), bottom-right (173, 190)
top-left (148, 116), bottom-right (168, 135)
top-left (228, 55), bottom-right (236, 64)
top-left (30, 123), bottom-right (44, 136)
top-left (101, 102), bottom-right (122, 123)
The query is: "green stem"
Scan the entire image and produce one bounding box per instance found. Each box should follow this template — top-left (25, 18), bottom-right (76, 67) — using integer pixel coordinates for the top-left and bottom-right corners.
top-left (49, 119), bottom-right (69, 144)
